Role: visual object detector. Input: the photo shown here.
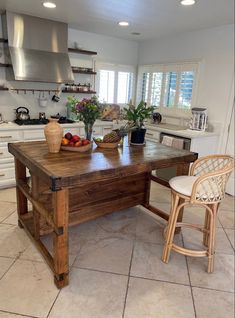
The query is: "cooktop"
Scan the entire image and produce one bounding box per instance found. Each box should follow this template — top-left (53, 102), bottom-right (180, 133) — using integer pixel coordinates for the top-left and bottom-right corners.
top-left (14, 118), bottom-right (75, 125)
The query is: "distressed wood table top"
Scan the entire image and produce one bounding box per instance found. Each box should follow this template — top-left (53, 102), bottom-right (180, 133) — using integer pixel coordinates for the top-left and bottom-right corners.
top-left (8, 139), bottom-right (197, 190)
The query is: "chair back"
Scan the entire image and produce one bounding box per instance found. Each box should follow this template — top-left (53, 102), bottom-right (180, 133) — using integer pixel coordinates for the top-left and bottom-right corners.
top-left (190, 155), bottom-right (234, 203)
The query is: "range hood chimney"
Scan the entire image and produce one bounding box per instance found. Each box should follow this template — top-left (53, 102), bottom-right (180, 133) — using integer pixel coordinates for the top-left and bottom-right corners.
top-left (2, 11), bottom-right (74, 83)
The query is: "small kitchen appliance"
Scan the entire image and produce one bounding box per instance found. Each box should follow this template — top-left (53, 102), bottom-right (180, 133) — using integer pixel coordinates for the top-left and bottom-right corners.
top-left (15, 107), bottom-right (30, 121)
top-left (189, 107), bottom-right (208, 131)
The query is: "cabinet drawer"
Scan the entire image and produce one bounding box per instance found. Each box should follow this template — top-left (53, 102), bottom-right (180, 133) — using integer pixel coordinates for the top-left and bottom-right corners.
top-left (0, 130), bottom-right (22, 142)
top-left (0, 146), bottom-right (13, 162)
top-left (0, 166), bottom-right (15, 180)
top-left (23, 129), bottom-right (45, 141)
top-left (145, 130), bottom-right (160, 141)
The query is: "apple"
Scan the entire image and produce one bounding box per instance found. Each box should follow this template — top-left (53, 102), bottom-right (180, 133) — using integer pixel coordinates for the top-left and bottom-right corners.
top-left (71, 135), bottom-right (80, 143)
top-left (64, 132), bottom-right (73, 140)
top-left (68, 141), bottom-right (75, 147)
top-left (82, 139), bottom-right (90, 146)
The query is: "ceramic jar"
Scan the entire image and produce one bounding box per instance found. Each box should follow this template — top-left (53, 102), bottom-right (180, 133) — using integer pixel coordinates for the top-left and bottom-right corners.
top-left (44, 118), bottom-right (63, 153)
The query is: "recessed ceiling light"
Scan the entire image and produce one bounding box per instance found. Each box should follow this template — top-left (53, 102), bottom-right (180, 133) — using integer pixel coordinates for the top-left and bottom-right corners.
top-left (180, 0), bottom-right (196, 5)
top-left (43, 2), bottom-right (56, 8)
top-left (118, 21), bottom-right (129, 27)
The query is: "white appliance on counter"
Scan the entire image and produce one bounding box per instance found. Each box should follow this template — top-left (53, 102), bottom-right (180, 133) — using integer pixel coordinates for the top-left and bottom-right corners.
top-left (189, 107), bottom-right (208, 131)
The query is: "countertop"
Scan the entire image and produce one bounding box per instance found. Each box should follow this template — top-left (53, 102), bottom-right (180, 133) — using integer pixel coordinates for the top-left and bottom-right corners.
top-left (0, 120), bottom-right (219, 139)
top-left (145, 123), bottom-right (219, 139)
top-left (0, 120), bottom-right (113, 131)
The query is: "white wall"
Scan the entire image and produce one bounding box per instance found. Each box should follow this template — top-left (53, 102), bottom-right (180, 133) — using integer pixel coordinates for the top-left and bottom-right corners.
top-left (138, 24), bottom-right (234, 149)
top-left (68, 29), bottom-right (138, 65)
top-left (0, 25), bottom-right (138, 122)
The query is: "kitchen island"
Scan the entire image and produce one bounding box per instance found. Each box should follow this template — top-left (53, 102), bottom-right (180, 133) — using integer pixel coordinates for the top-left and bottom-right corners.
top-left (8, 139), bottom-right (197, 288)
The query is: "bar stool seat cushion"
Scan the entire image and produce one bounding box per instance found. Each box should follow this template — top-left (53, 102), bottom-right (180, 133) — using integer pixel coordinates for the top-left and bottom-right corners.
top-left (169, 176), bottom-right (198, 196)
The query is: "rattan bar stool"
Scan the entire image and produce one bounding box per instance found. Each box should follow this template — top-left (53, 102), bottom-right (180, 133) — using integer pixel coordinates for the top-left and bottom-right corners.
top-left (162, 154), bottom-right (234, 273)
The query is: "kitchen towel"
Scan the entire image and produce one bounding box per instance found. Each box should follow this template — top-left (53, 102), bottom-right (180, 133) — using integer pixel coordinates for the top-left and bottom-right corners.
top-left (162, 135), bottom-right (174, 147)
top-left (162, 135), bottom-right (184, 149)
top-left (172, 137), bottom-right (184, 149)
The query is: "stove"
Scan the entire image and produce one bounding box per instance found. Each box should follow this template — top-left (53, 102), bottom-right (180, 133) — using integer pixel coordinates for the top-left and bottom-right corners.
top-left (14, 117), bottom-right (75, 125)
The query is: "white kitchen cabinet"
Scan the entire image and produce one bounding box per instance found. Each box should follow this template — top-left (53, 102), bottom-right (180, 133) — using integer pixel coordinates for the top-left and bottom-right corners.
top-left (0, 129), bottom-right (23, 188)
top-left (145, 129), bottom-right (160, 142)
top-left (23, 129), bottom-right (45, 141)
top-left (63, 127), bottom-right (80, 136)
top-left (0, 130), bottom-right (23, 142)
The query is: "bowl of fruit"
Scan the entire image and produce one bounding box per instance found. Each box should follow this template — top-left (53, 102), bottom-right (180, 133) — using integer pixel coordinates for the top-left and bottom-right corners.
top-left (61, 132), bottom-right (92, 152)
top-left (93, 131), bottom-right (121, 149)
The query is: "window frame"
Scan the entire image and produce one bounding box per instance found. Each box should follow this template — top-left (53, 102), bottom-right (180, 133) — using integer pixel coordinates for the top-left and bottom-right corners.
top-left (96, 62), bottom-right (136, 106)
top-left (137, 61), bottom-right (200, 117)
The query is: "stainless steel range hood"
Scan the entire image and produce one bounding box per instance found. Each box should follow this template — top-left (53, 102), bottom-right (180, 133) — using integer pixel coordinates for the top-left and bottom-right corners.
top-left (2, 11), bottom-right (74, 83)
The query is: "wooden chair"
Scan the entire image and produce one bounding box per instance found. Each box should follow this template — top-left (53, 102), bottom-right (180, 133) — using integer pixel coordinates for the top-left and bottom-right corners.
top-left (162, 154), bottom-right (234, 272)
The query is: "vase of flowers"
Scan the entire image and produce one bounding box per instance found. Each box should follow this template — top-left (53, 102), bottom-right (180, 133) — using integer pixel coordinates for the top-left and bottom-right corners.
top-left (74, 96), bottom-right (102, 140)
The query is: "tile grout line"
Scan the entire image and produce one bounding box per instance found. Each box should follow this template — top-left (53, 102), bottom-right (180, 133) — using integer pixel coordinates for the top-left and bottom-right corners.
top-left (182, 234), bottom-right (197, 318)
top-left (217, 216), bottom-right (235, 251)
top-left (121, 238), bottom-right (135, 318)
top-left (0, 209), bottom-right (17, 224)
top-left (0, 309), bottom-right (37, 318)
top-left (0, 253), bottom-right (21, 281)
top-left (46, 245), bottom-right (79, 317)
top-left (46, 288), bottom-right (61, 318)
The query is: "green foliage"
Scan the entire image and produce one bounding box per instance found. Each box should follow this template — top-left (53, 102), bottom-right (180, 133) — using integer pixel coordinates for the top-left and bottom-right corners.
top-left (123, 101), bottom-right (155, 129)
top-left (74, 96), bottom-right (102, 125)
top-left (66, 96), bottom-right (79, 113)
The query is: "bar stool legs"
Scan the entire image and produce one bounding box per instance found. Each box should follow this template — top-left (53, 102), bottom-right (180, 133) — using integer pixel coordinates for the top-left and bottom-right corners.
top-left (162, 192), bottom-right (180, 263)
top-left (162, 193), bottom-right (220, 273)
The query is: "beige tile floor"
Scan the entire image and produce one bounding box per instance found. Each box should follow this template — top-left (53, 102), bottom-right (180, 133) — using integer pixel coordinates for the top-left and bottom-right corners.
top-left (0, 183), bottom-right (234, 318)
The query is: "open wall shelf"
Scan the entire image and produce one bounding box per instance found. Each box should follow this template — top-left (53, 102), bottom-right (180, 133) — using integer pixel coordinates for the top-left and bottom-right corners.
top-left (68, 48), bottom-right (97, 55)
top-left (0, 38), bottom-right (8, 43)
top-left (0, 63), bottom-right (11, 67)
top-left (72, 70), bottom-right (96, 75)
top-left (62, 90), bottom-right (96, 94)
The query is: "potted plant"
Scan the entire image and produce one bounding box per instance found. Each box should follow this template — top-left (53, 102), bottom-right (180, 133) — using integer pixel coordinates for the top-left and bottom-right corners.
top-left (123, 101), bottom-right (155, 144)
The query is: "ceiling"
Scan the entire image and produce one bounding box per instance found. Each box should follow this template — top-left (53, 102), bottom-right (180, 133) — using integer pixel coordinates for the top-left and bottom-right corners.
top-left (0, 0), bottom-right (234, 41)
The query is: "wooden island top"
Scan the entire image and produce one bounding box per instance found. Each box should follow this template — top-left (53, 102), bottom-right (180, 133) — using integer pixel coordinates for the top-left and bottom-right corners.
top-left (8, 139), bottom-right (198, 288)
top-left (9, 140), bottom-right (197, 189)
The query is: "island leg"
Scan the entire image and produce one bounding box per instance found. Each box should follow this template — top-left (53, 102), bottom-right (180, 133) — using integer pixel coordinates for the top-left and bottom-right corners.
top-left (53, 188), bottom-right (69, 288)
top-left (14, 158), bottom-right (28, 228)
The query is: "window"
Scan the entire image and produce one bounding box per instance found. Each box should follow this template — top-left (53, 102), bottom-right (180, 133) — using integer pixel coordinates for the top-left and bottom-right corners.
top-left (96, 63), bottom-right (135, 105)
top-left (137, 62), bottom-right (199, 113)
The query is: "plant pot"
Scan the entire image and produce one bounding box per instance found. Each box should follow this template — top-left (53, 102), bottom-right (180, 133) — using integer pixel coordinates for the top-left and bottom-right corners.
top-left (130, 128), bottom-right (146, 144)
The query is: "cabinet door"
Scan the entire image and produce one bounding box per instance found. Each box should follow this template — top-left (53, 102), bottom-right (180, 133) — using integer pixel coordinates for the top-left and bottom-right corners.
top-left (23, 129), bottom-right (45, 141)
top-left (0, 145), bottom-right (14, 164)
top-left (0, 130), bottom-right (22, 142)
top-left (0, 164), bottom-right (15, 188)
